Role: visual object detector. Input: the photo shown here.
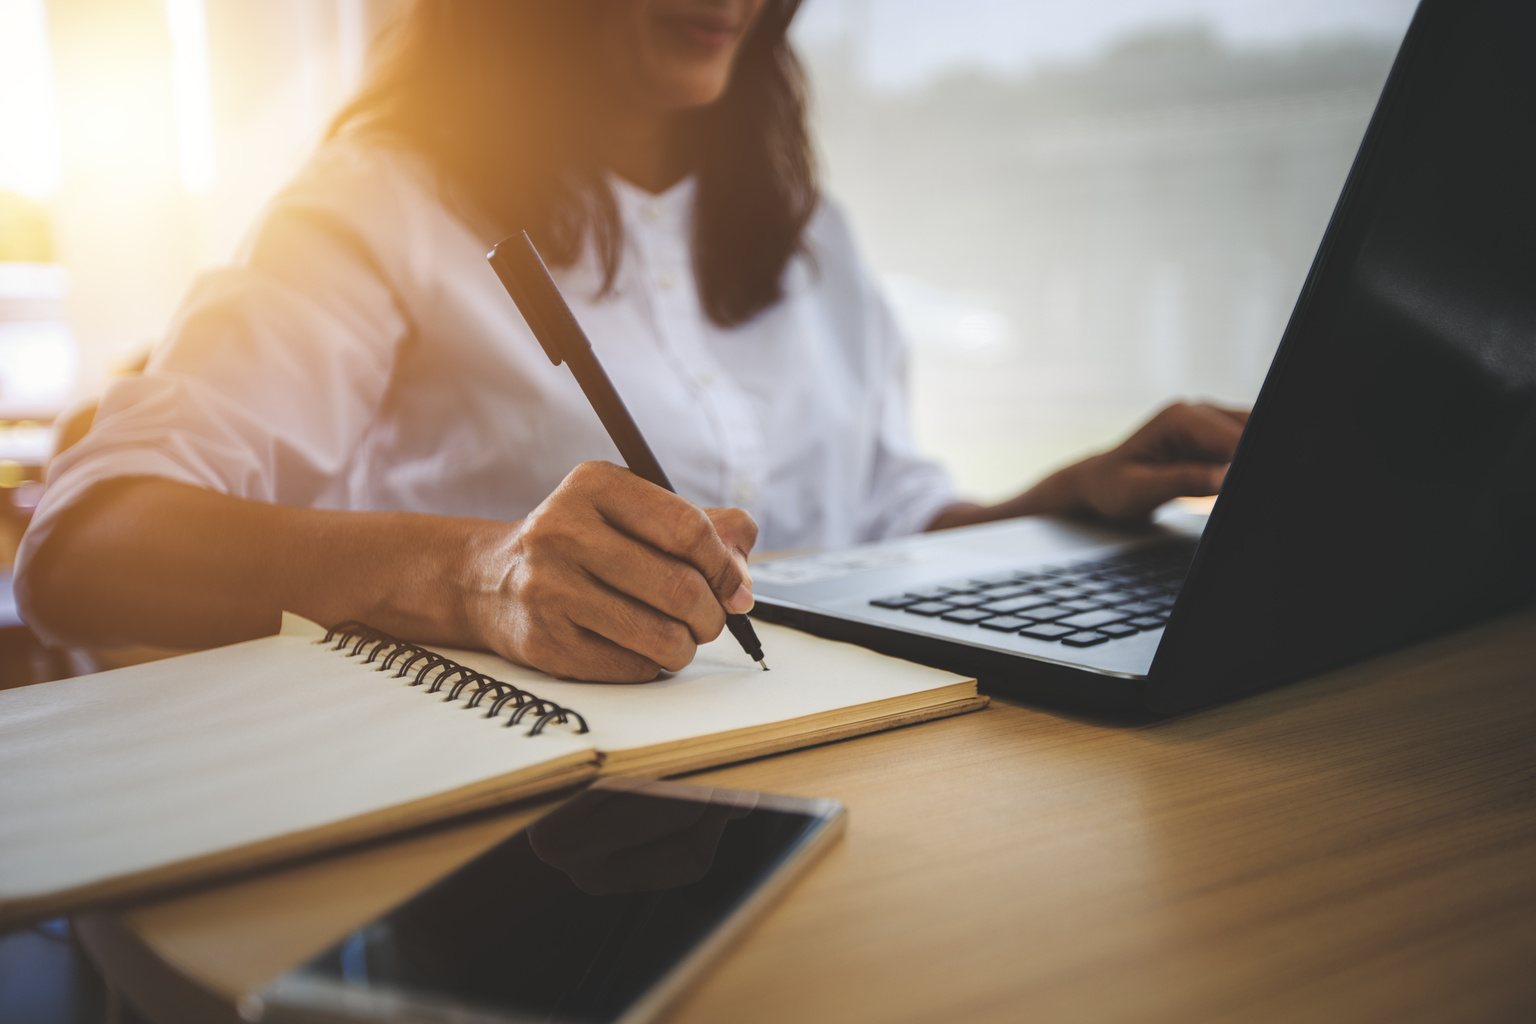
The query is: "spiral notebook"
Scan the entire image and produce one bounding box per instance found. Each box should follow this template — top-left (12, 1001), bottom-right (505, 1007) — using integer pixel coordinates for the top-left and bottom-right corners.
top-left (0, 613), bottom-right (983, 930)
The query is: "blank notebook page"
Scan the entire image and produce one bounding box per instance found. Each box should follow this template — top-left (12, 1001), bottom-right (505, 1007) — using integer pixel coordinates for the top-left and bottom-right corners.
top-left (0, 616), bottom-right (596, 909)
top-left (435, 619), bottom-right (976, 766)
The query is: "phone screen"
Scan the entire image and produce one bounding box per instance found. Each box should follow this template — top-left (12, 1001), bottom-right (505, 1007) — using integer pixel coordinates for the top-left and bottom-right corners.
top-left (258, 783), bottom-right (839, 1024)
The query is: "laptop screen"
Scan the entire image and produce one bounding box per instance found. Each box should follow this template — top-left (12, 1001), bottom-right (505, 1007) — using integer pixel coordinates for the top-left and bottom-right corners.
top-left (1153, 0), bottom-right (1536, 712)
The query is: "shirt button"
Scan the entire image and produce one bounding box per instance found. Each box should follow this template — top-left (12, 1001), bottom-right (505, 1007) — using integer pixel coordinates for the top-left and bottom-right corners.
top-left (697, 369), bottom-right (717, 387)
top-left (657, 271), bottom-right (677, 291)
top-left (733, 480), bottom-right (757, 504)
top-left (642, 200), bottom-right (662, 223)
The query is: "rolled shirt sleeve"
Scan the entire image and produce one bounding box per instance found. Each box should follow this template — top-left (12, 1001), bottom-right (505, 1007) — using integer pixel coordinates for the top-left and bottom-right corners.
top-left (14, 142), bottom-right (415, 641)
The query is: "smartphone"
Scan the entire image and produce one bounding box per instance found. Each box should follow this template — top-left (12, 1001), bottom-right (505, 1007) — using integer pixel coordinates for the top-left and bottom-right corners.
top-left (245, 778), bottom-right (846, 1024)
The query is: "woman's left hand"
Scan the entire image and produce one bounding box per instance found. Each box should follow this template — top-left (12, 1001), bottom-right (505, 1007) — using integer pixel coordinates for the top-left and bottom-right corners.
top-left (1057, 401), bottom-right (1250, 522)
top-left (928, 401), bottom-right (1250, 530)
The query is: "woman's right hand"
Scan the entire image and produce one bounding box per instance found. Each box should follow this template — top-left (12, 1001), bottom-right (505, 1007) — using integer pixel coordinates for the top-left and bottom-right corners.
top-left (466, 461), bottom-right (758, 683)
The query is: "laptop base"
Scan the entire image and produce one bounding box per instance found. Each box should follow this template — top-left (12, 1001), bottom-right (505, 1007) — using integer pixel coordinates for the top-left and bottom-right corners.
top-left (749, 601), bottom-right (1154, 721)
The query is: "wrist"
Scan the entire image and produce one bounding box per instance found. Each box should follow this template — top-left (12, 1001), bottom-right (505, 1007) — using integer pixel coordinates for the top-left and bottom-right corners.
top-left (443, 517), bottom-right (521, 648)
top-left (1010, 459), bottom-right (1095, 519)
top-left (348, 513), bottom-right (512, 649)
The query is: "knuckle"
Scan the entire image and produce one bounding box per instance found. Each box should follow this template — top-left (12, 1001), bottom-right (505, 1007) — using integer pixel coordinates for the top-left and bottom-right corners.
top-left (721, 507), bottom-right (758, 546)
top-left (660, 563), bottom-right (707, 612)
top-left (519, 511), bottom-right (566, 548)
top-left (653, 621), bottom-right (696, 672)
top-left (694, 605), bottom-right (727, 644)
top-left (667, 503), bottom-right (714, 552)
top-left (522, 497), bottom-right (600, 552)
top-left (567, 460), bottom-right (606, 486)
top-left (560, 461), bottom-right (624, 502)
top-left (518, 506), bottom-right (550, 540)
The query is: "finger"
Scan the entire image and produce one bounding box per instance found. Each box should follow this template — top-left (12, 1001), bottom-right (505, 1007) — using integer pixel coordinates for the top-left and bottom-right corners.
top-left (1109, 463), bottom-right (1227, 520)
top-left (566, 582), bottom-right (699, 674)
top-left (492, 545), bottom-right (672, 682)
top-left (582, 471), bottom-right (753, 614)
top-left (1145, 402), bottom-right (1247, 463)
top-left (509, 615), bottom-right (665, 683)
top-left (704, 506), bottom-right (758, 560)
top-left (569, 524), bottom-right (726, 644)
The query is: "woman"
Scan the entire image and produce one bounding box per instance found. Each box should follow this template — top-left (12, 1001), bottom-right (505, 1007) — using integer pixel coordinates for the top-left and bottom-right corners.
top-left (16, 0), bottom-right (1246, 682)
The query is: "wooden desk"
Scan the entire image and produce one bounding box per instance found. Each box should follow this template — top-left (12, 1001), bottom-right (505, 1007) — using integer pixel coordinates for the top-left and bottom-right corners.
top-left (77, 608), bottom-right (1536, 1024)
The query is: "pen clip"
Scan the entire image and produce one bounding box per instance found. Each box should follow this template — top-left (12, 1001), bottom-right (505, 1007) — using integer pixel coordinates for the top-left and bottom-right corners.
top-left (487, 232), bottom-right (574, 368)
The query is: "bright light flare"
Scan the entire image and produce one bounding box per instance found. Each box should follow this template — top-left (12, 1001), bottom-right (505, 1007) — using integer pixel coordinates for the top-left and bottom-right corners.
top-left (164, 0), bottom-right (214, 195)
top-left (0, 0), bottom-right (63, 199)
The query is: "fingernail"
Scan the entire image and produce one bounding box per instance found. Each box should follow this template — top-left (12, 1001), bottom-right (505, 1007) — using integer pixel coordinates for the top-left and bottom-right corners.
top-left (727, 583), bottom-right (754, 614)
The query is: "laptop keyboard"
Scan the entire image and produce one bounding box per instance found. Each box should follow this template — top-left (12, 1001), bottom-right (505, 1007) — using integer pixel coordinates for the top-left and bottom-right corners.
top-left (868, 539), bottom-right (1197, 649)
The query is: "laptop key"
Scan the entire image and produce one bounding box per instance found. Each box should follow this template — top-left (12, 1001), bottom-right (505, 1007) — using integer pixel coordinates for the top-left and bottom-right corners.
top-left (1127, 615), bottom-right (1168, 629)
top-left (1116, 600), bottom-right (1166, 616)
top-left (976, 584), bottom-right (1036, 600)
top-left (905, 586), bottom-right (963, 601)
top-left (940, 608), bottom-right (996, 624)
top-left (1042, 585), bottom-right (1089, 599)
top-left (1097, 622), bottom-right (1139, 638)
top-left (1061, 631), bottom-right (1112, 647)
top-left (902, 601), bottom-right (956, 617)
top-left (977, 595), bottom-right (1055, 615)
top-left (1017, 622), bottom-right (1075, 640)
top-left (870, 595), bottom-right (920, 609)
top-left (942, 593), bottom-right (993, 608)
top-left (1058, 608), bottom-right (1134, 630)
top-left (978, 615), bottom-right (1033, 632)
top-left (1058, 598), bottom-right (1108, 612)
top-left (1020, 604), bottom-right (1074, 621)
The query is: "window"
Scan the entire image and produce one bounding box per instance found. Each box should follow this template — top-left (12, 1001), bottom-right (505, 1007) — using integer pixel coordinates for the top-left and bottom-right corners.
top-left (795, 0), bottom-right (1416, 496)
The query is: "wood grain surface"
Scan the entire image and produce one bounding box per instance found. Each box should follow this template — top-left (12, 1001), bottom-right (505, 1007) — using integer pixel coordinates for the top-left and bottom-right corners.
top-left (77, 606), bottom-right (1536, 1024)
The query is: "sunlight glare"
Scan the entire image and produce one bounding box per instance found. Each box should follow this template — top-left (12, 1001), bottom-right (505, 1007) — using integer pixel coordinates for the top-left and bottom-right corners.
top-left (0, 0), bottom-right (63, 199)
top-left (164, 0), bottom-right (215, 195)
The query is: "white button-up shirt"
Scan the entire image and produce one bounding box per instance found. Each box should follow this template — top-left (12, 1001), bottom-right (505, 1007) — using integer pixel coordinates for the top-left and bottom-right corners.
top-left (16, 138), bottom-right (957, 633)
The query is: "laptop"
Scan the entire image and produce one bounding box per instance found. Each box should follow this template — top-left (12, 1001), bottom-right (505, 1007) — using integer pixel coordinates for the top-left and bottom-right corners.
top-left (751, 0), bottom-right (1536, 717)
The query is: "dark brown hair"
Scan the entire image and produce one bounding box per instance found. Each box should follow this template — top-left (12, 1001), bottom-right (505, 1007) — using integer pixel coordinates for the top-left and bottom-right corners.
top-left (328, 0), bottom-right (817, 327)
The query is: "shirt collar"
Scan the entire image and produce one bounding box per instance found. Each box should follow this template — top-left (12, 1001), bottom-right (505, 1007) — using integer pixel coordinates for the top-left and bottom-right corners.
top-left (609, 174), bottom-right (696, 236)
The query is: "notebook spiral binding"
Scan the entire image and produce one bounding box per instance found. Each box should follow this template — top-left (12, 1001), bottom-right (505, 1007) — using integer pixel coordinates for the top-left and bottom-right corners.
top-left (320, 622), bottom-right (589, 737)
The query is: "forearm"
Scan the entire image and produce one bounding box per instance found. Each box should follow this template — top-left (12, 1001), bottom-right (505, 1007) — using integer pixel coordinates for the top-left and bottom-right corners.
top-left (23, 477), bottom-right (505, 650)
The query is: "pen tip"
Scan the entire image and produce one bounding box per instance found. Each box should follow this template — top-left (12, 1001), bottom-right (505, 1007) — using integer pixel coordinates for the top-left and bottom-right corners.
top-left (757, 660), bottom-right (770, 672)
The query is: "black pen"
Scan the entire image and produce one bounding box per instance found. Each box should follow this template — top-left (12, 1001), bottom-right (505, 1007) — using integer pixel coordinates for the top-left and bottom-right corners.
top-left (488, 231), bottom-right (768, 672)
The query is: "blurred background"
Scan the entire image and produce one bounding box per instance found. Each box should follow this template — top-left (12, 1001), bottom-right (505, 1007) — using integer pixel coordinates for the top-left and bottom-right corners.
top-left (0, 0), bottom-right (1417, 513)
